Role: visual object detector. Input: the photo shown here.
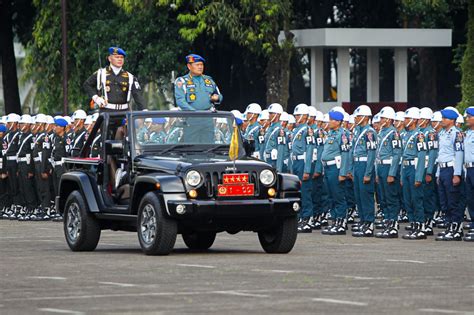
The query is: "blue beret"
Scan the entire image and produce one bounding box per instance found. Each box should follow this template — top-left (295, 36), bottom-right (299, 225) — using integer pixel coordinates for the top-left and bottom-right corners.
top-left (466, 107), bottom-right (474, 116)
top-left (0, 124), bottom-right (6, 132)
top-left (329, 111), bottom-right (344, 121)
top-left (122, 118), bottom-right (127, 126)
top-left (235, 117), bottom-right (243, 126)
top-left (440, 109), bottom-right (458, 120)
top-left (186, 54), bottom-right (205, 64)
top-left (54, 118), bottom-right (68, 127)
top-left (109, 46), bottom-right (126, 57)
top-left (152, 118), bottom-right (166, 124)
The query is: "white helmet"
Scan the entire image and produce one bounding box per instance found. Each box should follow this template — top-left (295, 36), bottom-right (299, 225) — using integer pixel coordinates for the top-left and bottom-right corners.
top-left (323, 113), bottom-right (330, 123)
top-left (404, 107), bottom-right (420, 119)
top-left (258, 109), bottom-right (270, 121)
top-left (354, 104), bottom-right (372, 116)
top-left (73, 109), bottom-right (87, 120)
top-left (372, 113), bottom-right (381, 123)
top-left (280, 111), bottom-right (289, 122)
top-left (308, 106), bottom-right (318, 117)
top-left (379, 106), bottom-right (396, 120)
top-left (35, 113), bottom-right (48, 124)
top-left (394, 111), bottom-right (405, 122)
top-left (432, 111), bottom-right (442, 122)
top-left (419, 107), bottom-right (433, 120)
top-left (19, 114), bottom-right (33, 124)
top-left (315, 110), bottom-right (324, 122)
top-left (288, 114), bottom-right (296, 124)
top-left (85, 116), bottom-right (94, 125)
top-left (245, 103), bottom-right (262, 114)
top-left (231, 110), bottom-right (244, 120)
top-left (46, 115), bottom-right (55, 125)
top-left (293, 103), bottom-right (309, 115)
top-left (268, 103), bottom-right (283, 114)
top-left (343, 112), bottom-right (350, 122)
top-left (63, 116), bottom-right (72, 125)
top-left (331, 106), bottom-right (346, 114)
top-left (91, 113), bottom-right (99, 122)
top-left (6, 113), bottom-right (21, 123)
top-left (456, 115), bottom-right (464, 124)
top-left (349, 114), bottom-right (355, 124)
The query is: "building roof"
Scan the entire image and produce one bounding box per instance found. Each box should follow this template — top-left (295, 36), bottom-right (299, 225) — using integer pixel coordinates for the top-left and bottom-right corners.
top-left (282, 28), bottom-right (451, 48)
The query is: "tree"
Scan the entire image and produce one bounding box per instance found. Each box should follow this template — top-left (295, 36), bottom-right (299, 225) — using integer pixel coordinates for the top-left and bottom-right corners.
top-left (460, 0), bottom-right (474, 111)
top-left (24, 0), bottom-right (185, 114)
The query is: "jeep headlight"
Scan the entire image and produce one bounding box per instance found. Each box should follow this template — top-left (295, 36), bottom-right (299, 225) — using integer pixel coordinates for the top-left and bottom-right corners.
top-left (185, 170), bottom-right (202, 187)
top-left (260, 169), bottom-right (275, 186)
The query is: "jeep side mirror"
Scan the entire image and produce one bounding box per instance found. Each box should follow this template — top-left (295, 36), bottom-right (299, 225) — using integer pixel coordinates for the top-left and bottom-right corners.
top-left (243, 139), bottom-right (254, 157)
top-left (105, 140), bottom-right (124, 155)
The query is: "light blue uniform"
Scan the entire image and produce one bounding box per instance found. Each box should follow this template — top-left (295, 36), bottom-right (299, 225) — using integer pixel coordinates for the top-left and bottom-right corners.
top-left (352, 124), bottom-right (377, 223)
top-left (244, 122), bottom-right (261, 158)
top-left (264, 122), bottom-right (284, 169)
top-left (310, 125), bottom-right (326, 219)
top-left (401, 128), bottom-right (427, 223)
top-left (290, 123), bottom-right (314, 219)
top-left (174, 74), bottom-right (222, 111)
top-left (321, 127), bottom-right (350, 220)
top-left (421, 125), bottom-right (439, 221)
top-left (464, 129), bottom-right (474, 220)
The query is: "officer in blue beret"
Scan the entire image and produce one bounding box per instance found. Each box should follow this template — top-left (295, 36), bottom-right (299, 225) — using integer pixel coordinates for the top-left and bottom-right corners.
top-left (84, 46), bottom-right (146, 111)
top-left (464, 107), bottom-right (474, 241)
top-left (174, 54), bottom-right (223, 111)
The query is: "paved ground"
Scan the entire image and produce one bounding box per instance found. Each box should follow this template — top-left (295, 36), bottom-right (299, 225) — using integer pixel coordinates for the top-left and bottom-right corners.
top-left (0, 220), bottom-right (473, 315)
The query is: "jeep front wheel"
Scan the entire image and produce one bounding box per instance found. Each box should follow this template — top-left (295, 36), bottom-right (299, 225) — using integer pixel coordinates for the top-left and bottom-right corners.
top-left (258, 216), bottom-right (298, 254)
top-left (64, 190), bottom-right (101, 251)
top-left (137, 192), bottom-right (177, 255)
top-left (182, 232), bottom-right (216, 251)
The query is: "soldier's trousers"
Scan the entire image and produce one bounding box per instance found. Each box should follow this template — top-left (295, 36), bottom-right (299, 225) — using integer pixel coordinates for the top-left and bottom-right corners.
top-left (292, 160), bottom-right (312, 219)
top-left (438, 167), bottom-right (463, 224)
top-left (466, 167), bottom-right (474, 220)
top-left (53, 165), bottom-right (66, 197)
top-left (323, 164), bottom-right (347, 219)
top-left (423, 177), bottom-right (437, 221)
top-left (376, 164), bottom-right (400, 221)
top-left (353, 161), bottom-right (375, 222)
top-left (311, 174), bottom-right (324, 217)
top-left (0, 176), bottom-right (8, 209)
top-left (18, 162), bottom-right (37, 210)
top-left (402, 165), bottom-right (425, 223)
top-left (6, 161), bottom-right (20, 206)
top-left (35, 162), bottom-right (51, 209)
top-left (345, 178), bottom-right (355, 210)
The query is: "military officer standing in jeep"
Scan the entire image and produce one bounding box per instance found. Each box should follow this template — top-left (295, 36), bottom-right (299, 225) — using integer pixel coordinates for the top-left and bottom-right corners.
top-left (83, 46), bottom-right (146, 111)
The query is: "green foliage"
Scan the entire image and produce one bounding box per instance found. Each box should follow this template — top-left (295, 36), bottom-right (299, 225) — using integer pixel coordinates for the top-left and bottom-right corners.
top-left (459, 0), bottom-right (474, 112)
top-left (24, 0), bottom-right (185, 114)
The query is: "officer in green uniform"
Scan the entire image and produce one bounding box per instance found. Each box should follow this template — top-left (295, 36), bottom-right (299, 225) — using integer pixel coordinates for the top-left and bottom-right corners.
top-left (148, 118), bottom-right (167, 144)
top-left (84, 47), bottom-right (145, 111)
top-left (31, 114), bottom-right (51, 220)
top-left (264, 103), bottom-right (285, 169)
top-left (243, 103), bottom-right (262, 159)
top-left (16, 115), bottom-right (37, 221)
top-left (137, 118), bottom-right (152, 144)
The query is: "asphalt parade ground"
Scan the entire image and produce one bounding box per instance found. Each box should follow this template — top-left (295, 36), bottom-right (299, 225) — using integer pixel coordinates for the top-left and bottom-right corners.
top-left (1, 220), bottom-right (473, 315)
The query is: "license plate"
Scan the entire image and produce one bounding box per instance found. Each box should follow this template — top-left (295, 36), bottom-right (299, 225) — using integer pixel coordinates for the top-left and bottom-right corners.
top-left (217, 183), bottom-right (254, 197)
top-left (222, 173), bottom-right (249, 184)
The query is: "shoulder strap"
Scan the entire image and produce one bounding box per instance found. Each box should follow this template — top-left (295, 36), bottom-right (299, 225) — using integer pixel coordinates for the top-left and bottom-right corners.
top-left (127, 72), bottom-right (134, 102)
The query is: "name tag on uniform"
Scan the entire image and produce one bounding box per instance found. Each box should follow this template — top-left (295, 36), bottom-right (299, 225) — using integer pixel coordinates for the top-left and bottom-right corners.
top-left (312, 148), bottom-right (318, 162)
top-left (271, 149), bottom-right (278, 160)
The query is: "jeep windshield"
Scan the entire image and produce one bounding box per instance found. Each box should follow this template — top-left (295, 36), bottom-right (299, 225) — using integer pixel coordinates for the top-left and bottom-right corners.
top-left (132, 112), bottom-right (238, 155)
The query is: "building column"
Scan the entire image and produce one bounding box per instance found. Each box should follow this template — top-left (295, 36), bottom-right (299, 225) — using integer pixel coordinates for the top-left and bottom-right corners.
top-left (394, 47), bottom-right (408, 102)
top-left (367, 48), bottom-right (379, 102)
top-left (311, 47), bottom-right (324, 107)
top-left (337, 47), bottom-right (350, 106)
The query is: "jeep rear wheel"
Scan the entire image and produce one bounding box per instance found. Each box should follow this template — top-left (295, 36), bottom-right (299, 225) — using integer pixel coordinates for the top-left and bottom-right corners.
top-left (182, 232), bottom-right (216, 251)
top-left (137, 192), bottom-right (177, 255)
top-left (258, 216), bottom-right (298, 254)
top-left (64, 190), bottom-right (101, 251)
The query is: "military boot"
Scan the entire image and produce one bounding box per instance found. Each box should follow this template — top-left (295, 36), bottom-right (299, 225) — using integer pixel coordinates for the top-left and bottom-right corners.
top-left (346, 208), bottom-right (355, 224)
top-left (375, 220), bottom-right (399, 239)
top-left (352, 222), bottom-right (374, 237)
top-left (436, 222), bottom-right (463, 241)
top-left (312, 214), bottom-right (322, 230)
top-left (404, 222), bottom-right (415, 231)
top-left (424, 219), bottom-right (434, 236)
top-left (407, 222), bottom-right (427, 240)
top-left (297, 218), bottom-right (312, 233)
top-left (328, 218), bottom-right (347, 235)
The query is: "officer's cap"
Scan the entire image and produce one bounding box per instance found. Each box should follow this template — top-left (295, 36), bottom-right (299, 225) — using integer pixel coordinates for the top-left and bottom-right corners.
top-left (466, 107), bottom-right (474, 116)
top-left (329, 110), bottom-right (344, 122)
top-left (0, 124), bottom-right (7, 133)
top-left (440, 109), bottom-right (458, 120)
top-left (54, 118), bottom-right (68, 127)
top-left (109, 46), bottom-right (126, 57)
top-left (186, 54), bottom-right (205, 64)
top-left (152, 117), bottom-right (167, 124)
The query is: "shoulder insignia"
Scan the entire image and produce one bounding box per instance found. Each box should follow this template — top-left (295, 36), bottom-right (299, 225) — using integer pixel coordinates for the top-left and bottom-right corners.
top-left (204, 78), bottom-right (212, 85)
top-left (175, 78), bottom-right (184, 88)
top-left (121, 72), bottom-right (129, 78)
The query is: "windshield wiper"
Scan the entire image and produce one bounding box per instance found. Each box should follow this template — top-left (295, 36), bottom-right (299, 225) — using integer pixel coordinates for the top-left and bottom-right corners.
top-left (204, 144), bottom-right (230, 154)
top-left (157, 144), bottom-right (190, 155)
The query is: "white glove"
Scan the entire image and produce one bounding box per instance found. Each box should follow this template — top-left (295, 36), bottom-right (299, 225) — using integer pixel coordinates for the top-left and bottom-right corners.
top-left (93, 95), bottom-right (106, 107)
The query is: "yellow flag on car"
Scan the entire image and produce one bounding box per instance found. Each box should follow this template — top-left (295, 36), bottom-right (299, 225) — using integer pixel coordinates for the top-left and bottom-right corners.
top-left (229, 123), bottom-right (239, 161)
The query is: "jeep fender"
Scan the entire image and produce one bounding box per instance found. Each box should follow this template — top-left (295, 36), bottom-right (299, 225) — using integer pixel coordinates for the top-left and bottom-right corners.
top-left (58, 172), bottom-right (101, 214)
top-left (278, 173), bottom-right (301, 192)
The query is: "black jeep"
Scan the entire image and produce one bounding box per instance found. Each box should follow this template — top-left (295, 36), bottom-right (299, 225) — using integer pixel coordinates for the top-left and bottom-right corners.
top-left (57, 111), bottom-right (301, 255)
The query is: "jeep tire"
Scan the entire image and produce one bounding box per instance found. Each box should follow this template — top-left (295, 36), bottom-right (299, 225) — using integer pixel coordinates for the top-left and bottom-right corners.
top-left (137, 192), bottom-right (177, 255)
top-left (258, 216), bottom-right (297, 253)
top-left (64, 190), bottom-right (101, 251)
top-left (182, 232), bottom-right (216, 251)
